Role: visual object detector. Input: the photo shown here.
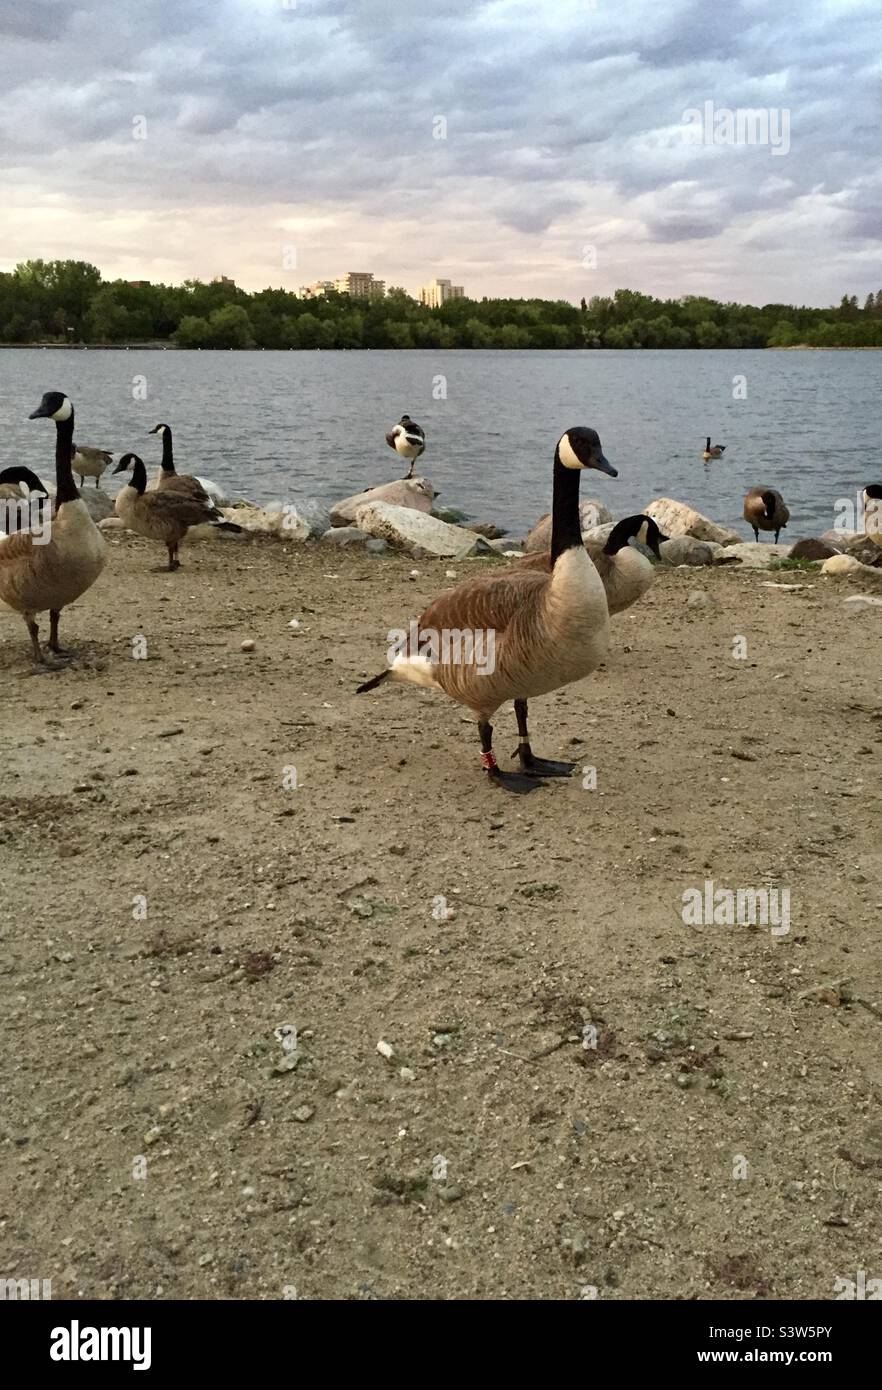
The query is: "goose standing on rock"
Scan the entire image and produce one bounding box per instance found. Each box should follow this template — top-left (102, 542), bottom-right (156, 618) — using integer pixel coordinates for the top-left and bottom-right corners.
top-left (113, 453), bottom-right (242, 570)
top-left (702, 438), bottom-right (725, 460)
top-left (72, 443), bottom-right (113, 488)
top-left (0, 392), bottom-right (106, 665)
top-left (147, 423), bottom-right (227, 505)
top-left (519, 514), bottom-right (668, 614)
top-left (744, 487), bottom-right (790, 542)
top-left (385, 415), bottom-right (425, 479)
top-left (358, 427), bottom-right (616, 793)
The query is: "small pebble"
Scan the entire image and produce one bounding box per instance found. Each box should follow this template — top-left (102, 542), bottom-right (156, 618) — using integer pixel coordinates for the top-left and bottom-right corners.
top-left (241, 639), bottom-right (256, 652)
top-left (377, 1040), bottom-right (394, 1060)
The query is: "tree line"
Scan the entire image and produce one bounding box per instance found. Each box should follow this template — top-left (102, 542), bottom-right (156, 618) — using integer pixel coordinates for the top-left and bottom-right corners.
top-left (3, 260), bottom-right (882, 349)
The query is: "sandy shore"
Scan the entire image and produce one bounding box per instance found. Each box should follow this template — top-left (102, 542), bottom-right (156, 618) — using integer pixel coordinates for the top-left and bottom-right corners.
top-left (2, 531), bottom-right (881, 1300)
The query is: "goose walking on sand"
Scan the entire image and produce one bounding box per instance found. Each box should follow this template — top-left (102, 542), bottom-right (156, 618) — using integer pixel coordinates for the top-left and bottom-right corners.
top-left (386, 415), bottom-right (426, 479)
top-left (743, 487), bottom-right (790, 542)
top-left (0, 393), bottom-right (106, 665)
top-left (358, 427), bottom-right (617, 793)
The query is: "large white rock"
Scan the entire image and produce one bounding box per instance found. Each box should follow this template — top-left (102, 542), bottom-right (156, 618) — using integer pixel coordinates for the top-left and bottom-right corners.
top-left (659, 535), bottom-right (718, 566)
top-left (822, 553), bottom-right (882, 582)
top-left (722, 542), bottom-right (791, 568)
top-left (354, 500), bottom-right (490, 558)
top-left (221, 503), bottom-right (310, 541)
top-left (331, 477), bottom-right (437, 527)
top-left (644, 498), bottom-right (741, 546)
top-left (524, 500), bottom-right (612, 553)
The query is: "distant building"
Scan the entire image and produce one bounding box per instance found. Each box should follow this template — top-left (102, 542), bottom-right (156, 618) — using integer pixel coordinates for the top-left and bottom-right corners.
top-left (419, 278), bottom-right (465, 309)
top-left (126, 280), bottom-right (151, 288)
top-left (334, 272), bottom-right (385, 298)
top-left (212, 275), bottom-right (236, 287)
top-left (299, 281), bottom-right (335, 299)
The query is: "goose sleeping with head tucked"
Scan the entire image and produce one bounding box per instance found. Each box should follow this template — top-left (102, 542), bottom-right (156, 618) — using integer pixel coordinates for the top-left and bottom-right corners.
top-left (385, 415), bottom-right (425, 479)
top-left (518, 513), bottom-right (667, 614)
top-left (358, 427), bottom-right (617, 792)
top-left (0, 392), bottom-right (106, 665)
top-left (0, 466), bottom-right (53, 537)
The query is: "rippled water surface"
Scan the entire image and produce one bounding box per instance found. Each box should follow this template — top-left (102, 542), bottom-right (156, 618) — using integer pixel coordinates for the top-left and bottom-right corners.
top-left (2, 348), bottom-right (880, 536)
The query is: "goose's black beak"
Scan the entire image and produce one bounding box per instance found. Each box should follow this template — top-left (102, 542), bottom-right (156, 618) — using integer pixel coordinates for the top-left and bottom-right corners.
top-left (594, 453), bottom-right (617, 478)
top-left (651, 532), bottom-right (669, 560)
top-left (112, 460), bottom-right (127, 475)
top-left (29, 404), bottom-right (50, 419)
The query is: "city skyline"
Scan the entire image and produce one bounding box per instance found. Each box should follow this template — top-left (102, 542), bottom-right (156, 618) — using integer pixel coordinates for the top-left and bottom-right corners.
top-left (2, 2), bottom-right (880, 306)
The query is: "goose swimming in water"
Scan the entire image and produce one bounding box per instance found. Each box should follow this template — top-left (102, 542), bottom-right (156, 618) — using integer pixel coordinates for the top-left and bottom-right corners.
top-left (385, 415), bottom-right (426, 479)
top-left (0, 393), bottom-right (106, 665)
top-left (702, 438), bottom-right (725, 460)
top-left (358, 427), bottom-right (617, 793)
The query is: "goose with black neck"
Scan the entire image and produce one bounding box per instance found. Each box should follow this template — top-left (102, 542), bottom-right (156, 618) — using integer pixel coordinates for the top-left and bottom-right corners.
top-left (0, 392), bottom-right (106, 665)
top-left (357, 426), bottom-right (616, 792)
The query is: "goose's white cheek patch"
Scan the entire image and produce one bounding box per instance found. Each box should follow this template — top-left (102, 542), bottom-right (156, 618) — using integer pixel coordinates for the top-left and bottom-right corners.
top-left (52, 398), bottom-right (73, 422)
top-left (558, 434), bottom-right (582, 470)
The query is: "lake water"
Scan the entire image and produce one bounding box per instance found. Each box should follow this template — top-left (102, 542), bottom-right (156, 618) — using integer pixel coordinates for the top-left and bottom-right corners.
top-left (1, 348), bottom-right (880, 537)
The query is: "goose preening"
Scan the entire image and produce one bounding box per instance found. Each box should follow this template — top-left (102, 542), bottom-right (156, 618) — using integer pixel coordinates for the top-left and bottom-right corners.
top-left (0, 466), bottom-right (52, 537)
top-left (113, 452), bottom-right (242, 570)
top-left (72, 443), bottom-right (113, 488)
top-left (147, 423), bottom-right (227, 505)
top-left (518, 514), bottom-right (668, 615)
top-left (0, 392), bottom-right (106, 665)
top-left (385, 415), bottom-right (425, 479)
top-left (358, 427), bottom-right (617, 793)
top-left (743, 487), bottom-right (790, 542)
top-left (702, 438), bottom-right (725, 460)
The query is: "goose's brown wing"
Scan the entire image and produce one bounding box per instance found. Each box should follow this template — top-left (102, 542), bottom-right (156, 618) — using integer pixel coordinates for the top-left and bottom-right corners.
top-left (418, 569), bottom-right (547, 636)
top-left (143, 489), bottom-right (218, 529)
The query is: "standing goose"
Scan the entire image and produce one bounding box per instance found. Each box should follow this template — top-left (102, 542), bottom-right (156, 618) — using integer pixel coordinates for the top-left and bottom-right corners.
top-left (0, 392), bottom-right (106, 664)
top-left (72, 443), bottom-right (113, 488)
top-left (113, 453), bottom-right (242, 570)
top-left (863, 484), bottom-right (882, 546)
top-left (357, 427), bottom-right (616, 792)
top-left (385, 415), bottom-right (426, 479)
top-left (744, 487), bottom-right (790, 542)
top-left (147, 422), bottom-right (227, 505)
top-left (702, 438), bottom-right (725, 460)
top-left (518, 514), bottom-right (668, 614)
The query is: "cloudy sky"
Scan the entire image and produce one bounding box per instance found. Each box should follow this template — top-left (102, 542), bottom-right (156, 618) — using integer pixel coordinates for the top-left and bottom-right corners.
top-left (2, 0), bottom-right (880, 305)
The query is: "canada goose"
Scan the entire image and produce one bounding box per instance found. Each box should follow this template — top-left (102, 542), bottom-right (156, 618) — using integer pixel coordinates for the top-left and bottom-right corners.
top-left (72, 443), bottom-right (113, 488)
top-left (0, 466), bottom-right (52, 537)
top-left (744, 487), bottom-right (790, 542)
top-left (113, 453), bottom-right (242, 570)
top-left (385, 415), bottom-right (425, 479)
top-left (702, 438), bottom-right (725, 460)
top-left (0, 392), bottom-right (106, 664)
top-left (357, 427), bottom-right (617, 793)
top-left (519, 514), bottom-right (668, 614)
top-left (147, 423), bottom-right (227, 505)
top-left (864, 484), bottom-right (882, 546)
